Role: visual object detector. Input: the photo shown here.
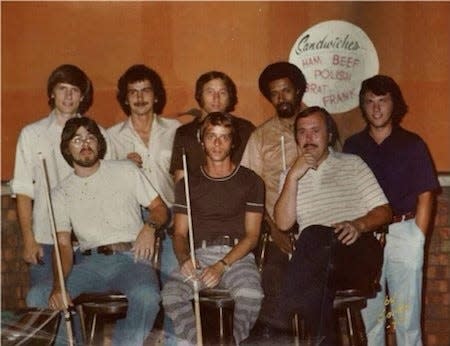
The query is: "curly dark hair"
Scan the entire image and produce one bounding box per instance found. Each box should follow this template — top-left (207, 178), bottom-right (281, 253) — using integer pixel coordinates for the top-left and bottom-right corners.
top-left (117, 64), bottom-right (167, 115)
top-left (359, 75), bottom-right (408, 125)
top-left (60, 117), bottom-right (107, 167)
top-left (195, 71), bottom-right (238, 113)
top-left (47, 64), bottom-right (93, 114)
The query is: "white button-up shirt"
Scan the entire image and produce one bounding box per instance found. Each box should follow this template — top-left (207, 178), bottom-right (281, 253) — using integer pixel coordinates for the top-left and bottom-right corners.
top-left (107, 114), bottom-right (181, 207)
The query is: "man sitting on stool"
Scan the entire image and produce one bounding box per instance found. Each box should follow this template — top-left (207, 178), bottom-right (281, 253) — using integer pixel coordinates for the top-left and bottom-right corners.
top-left (162, 112), bottom-right (264, 345)
top-left (272, 106), bottom-right (392, 345)
top-left (29, 117), bottom-right (169, 346)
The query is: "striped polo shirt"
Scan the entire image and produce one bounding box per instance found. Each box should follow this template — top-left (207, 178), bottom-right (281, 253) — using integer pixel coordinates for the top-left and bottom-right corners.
top-left (291, 149), bottom-right (388, 233)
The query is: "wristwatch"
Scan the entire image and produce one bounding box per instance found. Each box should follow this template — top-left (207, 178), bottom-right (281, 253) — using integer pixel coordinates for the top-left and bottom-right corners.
top-left (219, 259), bottom-right (230, 272)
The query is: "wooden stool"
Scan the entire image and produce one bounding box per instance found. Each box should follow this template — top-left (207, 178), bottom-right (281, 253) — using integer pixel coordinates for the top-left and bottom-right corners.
top-left (74, 291), bottom-right (128, 345)
top-left (197, 288), bottom-right (235, 346)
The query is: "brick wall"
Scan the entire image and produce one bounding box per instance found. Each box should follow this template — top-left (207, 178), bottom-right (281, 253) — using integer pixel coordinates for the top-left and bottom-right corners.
top-left (1, 185), bottom-right (450, 344)
top-left (423, 186), bottom-right (450, 346)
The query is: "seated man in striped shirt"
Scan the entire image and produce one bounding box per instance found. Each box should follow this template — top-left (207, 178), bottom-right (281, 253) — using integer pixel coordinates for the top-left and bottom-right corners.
top-left (273, 106), bottom-right (392, 345)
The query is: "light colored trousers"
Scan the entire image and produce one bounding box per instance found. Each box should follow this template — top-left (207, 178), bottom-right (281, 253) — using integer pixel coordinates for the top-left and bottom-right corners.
top-left (162, 245), bottom-right (264, 345)
top-left (362, 219), bottom-right (425, 346)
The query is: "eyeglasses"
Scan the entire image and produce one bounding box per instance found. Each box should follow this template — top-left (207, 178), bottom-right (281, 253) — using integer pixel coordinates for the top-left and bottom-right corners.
top-left (71, 135), bottom-right (98, 147)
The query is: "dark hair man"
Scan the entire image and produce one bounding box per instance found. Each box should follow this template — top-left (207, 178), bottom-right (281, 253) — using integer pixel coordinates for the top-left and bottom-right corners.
top-left (11, 64), bottom-right (111, 301)
top-left (343, 75), bottom-right (440, 345)
top-left (28, 117), bottom-right (169, 346)
top-left (108, 64), bottom-right (181, 344)
top-left (162, 112), bottom-right (265, 345)
top-left (170, 71), bottom-right (255, 183)
top-left (270, 106), bottom-right (392, 345)
top-left (240, 61), bottom-right (307, 333)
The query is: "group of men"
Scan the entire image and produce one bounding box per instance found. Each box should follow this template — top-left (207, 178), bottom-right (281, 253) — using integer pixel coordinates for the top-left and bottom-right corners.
top-left (12, 61), bottom-right (439, 346)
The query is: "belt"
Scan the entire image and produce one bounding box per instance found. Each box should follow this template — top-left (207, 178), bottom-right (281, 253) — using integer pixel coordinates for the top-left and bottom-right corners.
top-left (391, 212), bottom-right (415, 224)
top-left (196, 236), bottom-right (238, 249)
top-left (82, 242), bottom-right (133, 256)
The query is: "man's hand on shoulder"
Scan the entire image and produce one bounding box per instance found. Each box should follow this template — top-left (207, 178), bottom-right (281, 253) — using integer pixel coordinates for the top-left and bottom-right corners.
top-left (126, 152), bottom-right (143, 168)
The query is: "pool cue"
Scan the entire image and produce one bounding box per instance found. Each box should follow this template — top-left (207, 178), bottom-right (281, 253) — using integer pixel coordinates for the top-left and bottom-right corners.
top-left (39, 153), bottom-right (74, 346)
top-left (182, 150), bottom-right (203, 346)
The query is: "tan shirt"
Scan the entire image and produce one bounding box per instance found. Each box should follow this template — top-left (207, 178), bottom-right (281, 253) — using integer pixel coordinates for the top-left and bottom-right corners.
top-left (240, 115), bottom-right (298, 219)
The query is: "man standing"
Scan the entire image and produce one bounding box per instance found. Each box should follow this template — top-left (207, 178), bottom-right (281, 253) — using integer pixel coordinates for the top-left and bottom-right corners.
top-left (343, 75), bottom-right (440, 345)
top-left (43, 117), bottom-right (168, 346)
top-left (11, 64), bottom-right (110, 296)
top-left (273, 106), bottom-right (392, 345)
top-left (108, 64), bottom-right (181, 344)
top-left (240, 61), bottom-right (307, 332)
top-left (162, 112), bottom-right (264, 345)
top-left (170, 71), bottom-right (255, 182)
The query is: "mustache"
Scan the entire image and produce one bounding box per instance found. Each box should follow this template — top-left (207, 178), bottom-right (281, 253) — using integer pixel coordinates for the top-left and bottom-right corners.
top-left (303, 143), bottom-right (318, 149)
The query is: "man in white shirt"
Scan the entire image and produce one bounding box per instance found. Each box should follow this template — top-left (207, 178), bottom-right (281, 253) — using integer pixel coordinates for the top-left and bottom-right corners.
top-left (107, 64), bottom-right (181, 344)
top-left (11, 64), bottom-right (111, 301)
top-left (43, 117), bottom-right (168, 346)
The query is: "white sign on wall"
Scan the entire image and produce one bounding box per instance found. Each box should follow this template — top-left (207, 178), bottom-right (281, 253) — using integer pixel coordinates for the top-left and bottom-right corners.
top-left (289, 20), bottom-right (379, 114)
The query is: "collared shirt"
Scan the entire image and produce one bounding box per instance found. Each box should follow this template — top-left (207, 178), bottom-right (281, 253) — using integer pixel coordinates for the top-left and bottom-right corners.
top-left (10, 111), bottom-right (112, 244)
top-left (52, 160), bottom-right (159, 251)
top-left (343, 126), bottom-right (440, 215)
top-left (169, 114), bottom-right (255, 176)
top-left (107, 114), bottom-right (181, 207)
top-left (240, 115), bottom-right (298, 219)
top-left (282, 149), bottom-right (388, 233)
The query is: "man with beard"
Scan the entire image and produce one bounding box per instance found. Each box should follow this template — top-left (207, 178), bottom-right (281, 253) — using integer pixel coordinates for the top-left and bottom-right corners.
top-left (39, 117), bottom-right (169, 346)
top-left (162, 112), bottom-right (264, 345)
top-left (240, 62), bottom-right (307, 335)
top-left (170, 71), bottom-right (255, 183)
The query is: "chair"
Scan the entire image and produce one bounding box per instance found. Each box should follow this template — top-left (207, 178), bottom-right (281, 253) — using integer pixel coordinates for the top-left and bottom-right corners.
top-left (73, 232), bottom-right (162, 345)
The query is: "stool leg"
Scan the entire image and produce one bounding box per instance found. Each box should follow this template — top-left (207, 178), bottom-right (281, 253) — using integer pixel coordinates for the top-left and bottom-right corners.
top-left (89, 313), bottom-right (97, 345)
top-left (76, 305), bottom-right (88, 343)
top-left (219, 306), bottom-right (224, 340)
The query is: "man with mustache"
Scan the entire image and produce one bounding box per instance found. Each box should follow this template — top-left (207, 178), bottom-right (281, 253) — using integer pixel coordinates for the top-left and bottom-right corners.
top-left (108, 64), bottom-right (181, 344)
top-left (45, 117), bottom-right (169, 346)
top-left (240, 62), bottom-right (307, 335)
top-left (271, 106), bottom-right (391, 345)
top-left (11, 64), bottom-right (111, 304)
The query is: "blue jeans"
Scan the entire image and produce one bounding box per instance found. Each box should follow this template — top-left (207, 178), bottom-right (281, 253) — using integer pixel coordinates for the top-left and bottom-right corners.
top-left (27, 251), bottom-right (161, 346)
top-left (362, 219), bottom-right (425, 346)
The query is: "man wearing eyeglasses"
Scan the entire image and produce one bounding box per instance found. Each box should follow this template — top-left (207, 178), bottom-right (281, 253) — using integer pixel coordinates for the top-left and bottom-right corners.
top-left (39, 116), bottom-right (169, 346)
top-left (107, 64), bottom-right (181, 344)
top-left (11, 64), bottom-right (112, 304)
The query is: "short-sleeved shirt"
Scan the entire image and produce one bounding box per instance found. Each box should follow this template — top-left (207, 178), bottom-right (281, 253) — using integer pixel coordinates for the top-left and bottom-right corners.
top-left (52, 160), bottom-right (159, 251)
top-left (10, 111), bottom-right (112, 244)
top-left (107, 114), bottom-right (181, 207)
top-left (169, 115), bottom-right (255, 175)
top-left (173, 165), bottom-right (265, 248)
top-left (343, 126), bottom-right (440, 215)
top-left (283, 150), bottom-right (388, 233)
top-left (240, 115), bottom-right (298, 219)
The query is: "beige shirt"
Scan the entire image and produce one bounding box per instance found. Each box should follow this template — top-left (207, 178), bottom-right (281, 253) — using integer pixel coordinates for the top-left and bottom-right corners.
top-left (52, 160), bottom-right (159, 251)
top-left (240, 115), bottom-right (298, 219)
top-left (11, 111), bottom-right (112, 244)
top-left (107, 115), bottom-right (181, 207)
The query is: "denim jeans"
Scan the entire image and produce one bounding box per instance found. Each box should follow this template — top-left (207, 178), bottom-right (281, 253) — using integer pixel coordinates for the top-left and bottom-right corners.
top-left (362, 219), bottom-right (425, 346)
top-left (27, 251), bottom-right (161, 346)
top-left (275, 225), bottom-right (382, 346)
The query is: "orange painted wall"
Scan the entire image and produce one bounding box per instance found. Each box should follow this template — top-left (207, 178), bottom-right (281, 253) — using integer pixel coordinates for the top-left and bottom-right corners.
top-left (2, 2), bottom-right (449, 179)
